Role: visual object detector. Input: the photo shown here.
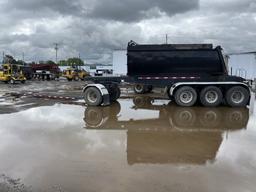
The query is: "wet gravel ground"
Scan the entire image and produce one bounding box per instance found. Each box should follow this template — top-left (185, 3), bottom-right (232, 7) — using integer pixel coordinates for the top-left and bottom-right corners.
top-left (0, 80), bottom-right (256, 192)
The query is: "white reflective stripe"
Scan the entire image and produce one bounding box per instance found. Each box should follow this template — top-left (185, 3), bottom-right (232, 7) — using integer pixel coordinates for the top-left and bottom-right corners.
top-left (138, 76), bottom-right (200, 80)
top-left (170, 81), bottom-right (249, 96)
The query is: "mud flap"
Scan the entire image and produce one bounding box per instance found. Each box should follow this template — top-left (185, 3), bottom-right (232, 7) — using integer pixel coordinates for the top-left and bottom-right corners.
top-left (102, 94), bottom-right (110, 106)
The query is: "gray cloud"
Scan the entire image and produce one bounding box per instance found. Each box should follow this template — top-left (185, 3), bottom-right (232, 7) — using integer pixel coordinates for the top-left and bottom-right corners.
top-left (3, 0), bottom-right (83, 16)
top-left (88, 0), bottom-right (199, 22)
top-left (0, 0), bottom-right (255, 64)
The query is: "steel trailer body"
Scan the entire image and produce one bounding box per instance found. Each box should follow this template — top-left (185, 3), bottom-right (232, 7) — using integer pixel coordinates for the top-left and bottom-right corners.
top-left (83, 41), bottom-right (251, 107)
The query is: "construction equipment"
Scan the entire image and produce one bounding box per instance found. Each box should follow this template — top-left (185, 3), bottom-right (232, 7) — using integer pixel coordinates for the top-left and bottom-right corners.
top-left (0, 64), bottom-right (26, 84)
top-left (62, 67), bottom-right (90, 81)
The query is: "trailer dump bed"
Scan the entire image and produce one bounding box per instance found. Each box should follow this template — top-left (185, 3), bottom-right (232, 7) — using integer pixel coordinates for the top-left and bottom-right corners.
top-left (127, 43), bottom-right (227, 76)
top-left (83, 41), bottom-right (250, 108)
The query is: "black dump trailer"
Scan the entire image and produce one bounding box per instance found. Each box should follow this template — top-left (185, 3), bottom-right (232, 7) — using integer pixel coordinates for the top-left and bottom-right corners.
top-left (83, 41), bottom-right (251, 107)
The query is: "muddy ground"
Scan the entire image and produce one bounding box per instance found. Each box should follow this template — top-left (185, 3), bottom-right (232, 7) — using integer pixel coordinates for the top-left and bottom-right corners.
top-left (0, 80), bottom-right (256, 192)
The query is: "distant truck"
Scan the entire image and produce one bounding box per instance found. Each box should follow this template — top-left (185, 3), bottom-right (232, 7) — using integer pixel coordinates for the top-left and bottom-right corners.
top-left (83, 41), bottom-right (251, 107)
top-left (31, 63), bottom-right (61, 80)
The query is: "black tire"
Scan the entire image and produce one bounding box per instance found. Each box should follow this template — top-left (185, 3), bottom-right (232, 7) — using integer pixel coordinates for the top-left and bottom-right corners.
top-left (67, 78), bottom-right (72, 81)
top-left (81, 76), bottom-right (85, 81)
top-left (132, 96), bottom-right (152, 108)
top-left (84, 107), bottom-right (105, 127)
top-left (200, 86), bottom-right (223, 107)
top-left (225, 86), bottom-right (250, 107)
top-left (174, 86), bottom-right (197, 107)
top-left (110, 101), bottom-right (121, 116)
top-left (134, 84), bottom-right (146, 94)
top-left (10, 79), bottom-right (15, 84)
top-left (84, 87), bottom-right (103, 106)
top-left (110, 87), bottom-right (121, 102)
top-left (74, 76), bottom-right (79, 81)
top-left (224, 108), bottom-right (249, 129)
top-left (172, 107), bottom-right (196, 128)
top-left (146, 85), bottom-right (153, 93)
top-left (21, 80), bottom-right (26, 84)
top-left (198, 108), bottom-right (221, 128)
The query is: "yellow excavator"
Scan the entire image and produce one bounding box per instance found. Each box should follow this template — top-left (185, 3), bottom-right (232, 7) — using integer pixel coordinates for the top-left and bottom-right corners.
top-left (0, 64), bottom-right (26, 84)
top-left (62, 67), bottom-right (90, 81)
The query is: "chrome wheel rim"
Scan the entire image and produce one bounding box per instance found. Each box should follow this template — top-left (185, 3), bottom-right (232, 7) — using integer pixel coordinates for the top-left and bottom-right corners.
top-left (135, 85), bottom-right (143, 92)
top-left (179, 110), bottom-right (193, 122)
top-left (231, 91), bottom-right (244, 104)
top-left (180, 91), bottom-right (193, 104)
top-left (205, 90), bottom-right (218, 104)
top-left (87, 90), bottom-right (98, 103)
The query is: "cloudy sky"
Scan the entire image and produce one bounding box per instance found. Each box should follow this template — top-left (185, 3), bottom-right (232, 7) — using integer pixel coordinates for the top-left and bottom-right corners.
top-left (0, 0), bottom-right (255, 64)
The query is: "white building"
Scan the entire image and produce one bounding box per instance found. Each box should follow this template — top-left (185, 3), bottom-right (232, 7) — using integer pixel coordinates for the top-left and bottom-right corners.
top-left (112, 50), bottom-right (127, 75)
top-left (228, 52), bottom-right (256, 80)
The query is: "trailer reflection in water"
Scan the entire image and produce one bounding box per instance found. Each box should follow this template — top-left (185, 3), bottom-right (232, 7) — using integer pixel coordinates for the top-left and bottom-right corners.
top-left (84, 96), bottom-right (249, 165)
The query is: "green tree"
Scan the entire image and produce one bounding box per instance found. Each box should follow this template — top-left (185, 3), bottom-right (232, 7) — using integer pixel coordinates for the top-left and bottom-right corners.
top-left (58, 60), bottom-right (67, 66)
top-left (45, 60), bottom-right (56, 65)
top-left (57, 57), bottom-right (84, 66)
top-left (67, 57), bottom-right (84, 66)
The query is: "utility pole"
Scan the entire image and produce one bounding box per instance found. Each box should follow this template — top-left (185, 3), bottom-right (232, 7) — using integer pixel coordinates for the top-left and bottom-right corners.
top-left (2, 51), bottom-right (5, 64)
top-left (79, 52), bottom-right (81, 65)
top-left (54, 43), bottom-right (59, 64)
top-left (165, 34), bottom-right (168, 44)
top-left (22, 52), bottom-right (25, 65)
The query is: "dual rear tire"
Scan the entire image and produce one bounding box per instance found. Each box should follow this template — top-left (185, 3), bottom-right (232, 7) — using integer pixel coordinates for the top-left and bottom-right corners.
top-left (84, 86), bottom-right (121, 106)
top-left (84, 87), bottom-right (103, 106)
top-left (134, 84), bottom-right (152, 94)
top-left (200, 86), bottom-right (223, 107)
top-left (173, 85), bottom-right (249, 107)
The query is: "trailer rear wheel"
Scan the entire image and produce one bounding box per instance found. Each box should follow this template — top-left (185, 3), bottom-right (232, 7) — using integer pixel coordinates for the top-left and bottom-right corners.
top-left (10, 79), bottom-right (15, 84)
top-left (84, 107), bottom-right (105, 127)
top-left (200, 86), bottom-right (223, 107)
top-left (110, 87), bottom-right (121, 102)
top-left (174, 86), bottom-right (197, 107)
top-left (147, 85), bottom-right (153, 93)
top-left (84, 87), bottom-right (103, 106)
top-left (225, 86), bottom-right (249, 107)
top-left (134, 84), bottom-right (146, 94)
top-left (74, 76), bottom-right (79, 81)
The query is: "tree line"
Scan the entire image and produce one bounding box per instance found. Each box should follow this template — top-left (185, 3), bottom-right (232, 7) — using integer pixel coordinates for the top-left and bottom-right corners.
top-left (2, 55), bottom-right (84, 66)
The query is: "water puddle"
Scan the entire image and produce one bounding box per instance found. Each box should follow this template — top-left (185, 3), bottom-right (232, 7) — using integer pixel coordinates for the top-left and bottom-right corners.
top-left (0, 96), bottom-right (255, 192)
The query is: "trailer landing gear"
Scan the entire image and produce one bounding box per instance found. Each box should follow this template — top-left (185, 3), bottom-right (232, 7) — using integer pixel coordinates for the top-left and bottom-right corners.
top-left (134, 84), bottom-right (153, 94)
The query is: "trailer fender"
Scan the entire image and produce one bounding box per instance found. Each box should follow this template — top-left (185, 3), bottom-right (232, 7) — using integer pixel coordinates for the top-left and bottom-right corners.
top-left (83, 84), bottom-right (110, 106)
top-left (169, 81), bottom-right (250, 96)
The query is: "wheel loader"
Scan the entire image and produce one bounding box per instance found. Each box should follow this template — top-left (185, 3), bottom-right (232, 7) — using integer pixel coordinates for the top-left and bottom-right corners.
top-left (0, 64), bottom-right (26, 84)
top-left (62, 67), bottom-right (90, 81)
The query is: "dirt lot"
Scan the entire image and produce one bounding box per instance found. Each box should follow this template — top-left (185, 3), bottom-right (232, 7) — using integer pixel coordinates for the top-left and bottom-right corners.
top-left (0, 80), bottom-right (256, 192)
